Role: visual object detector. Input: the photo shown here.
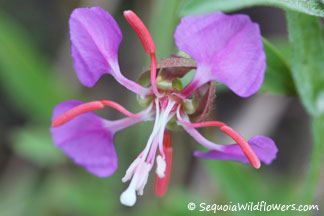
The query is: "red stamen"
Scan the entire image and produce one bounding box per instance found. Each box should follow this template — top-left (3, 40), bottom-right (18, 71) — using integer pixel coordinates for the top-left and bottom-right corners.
top-left (52, 101), bottom-right (104, 127)
top-left (220, 126), bottom-right (261, 169)
top-left (123, 10), bottom-right (155, 54)
top-left (177, 115), bottom-right (261, 169)
top-left (179, 120), bottom-right (228, 128)
top-left (100, 100), bottom-right (139, 118)
top-left (155, 131), bottom-right (173, 197)
top-left (52, 100), bottom-right (138, 127)
top-left (123, 10), bottom-right (159, 96)
top-left (150, 53), bottom-right (159, 96)
top-left (163, 130), bottom-right (171, 148)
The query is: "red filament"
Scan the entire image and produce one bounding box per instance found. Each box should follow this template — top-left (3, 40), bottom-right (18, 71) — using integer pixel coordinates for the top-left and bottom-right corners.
top-left (178, 116), bottom-right (261, 169)
top-left (179, 120), bottom-right (228, 128)
top-left (100, 100), bottom-right (139, 118)
top-left (150, 53), bottom-right (159, 96)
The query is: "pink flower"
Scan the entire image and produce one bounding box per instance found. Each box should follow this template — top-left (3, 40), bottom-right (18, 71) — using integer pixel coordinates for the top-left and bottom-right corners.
top-left (51, 7), bottom-right (278, 206)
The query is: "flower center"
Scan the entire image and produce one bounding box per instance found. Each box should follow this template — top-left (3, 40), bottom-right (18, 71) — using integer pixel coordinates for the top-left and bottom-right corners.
top-left (120, 97), bottom-right (177, 206)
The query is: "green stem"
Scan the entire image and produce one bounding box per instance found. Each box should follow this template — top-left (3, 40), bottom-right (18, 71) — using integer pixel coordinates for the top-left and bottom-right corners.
top-left (304, 115), bottom-right (324, 204)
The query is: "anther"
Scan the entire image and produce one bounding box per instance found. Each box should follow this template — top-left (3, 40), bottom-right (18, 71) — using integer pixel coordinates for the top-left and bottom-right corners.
top-left (52, 100), bottom-right (139, 127)
top-left (220, 126), bottom-right (261, 169)
top-left (123, 10), bottom-right (160, 96)
top-left (52, 101), bottom-right (104, 127)
top-left (156, 155), bottom-right (166, 178)
top-left (123, 10), bottom-right (155, 54)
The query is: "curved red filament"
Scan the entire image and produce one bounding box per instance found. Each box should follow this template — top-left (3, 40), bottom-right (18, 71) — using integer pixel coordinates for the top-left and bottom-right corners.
top-left (179, 120), bottom-right (228, 128)
top-left (155, 131), bottom-right (173, 197)
top-left (123, 10), bottom-right (159, 96)
top-left (52, 100), bottom-right (138, 127)
top-left (178, 117), bottom-right (261, 169)
top-left (100, 100), bottom-right (139, 118)
top-left (150, 53), bottom-right (159, 96)
top-left (220, 126), bottom-right (261, 169)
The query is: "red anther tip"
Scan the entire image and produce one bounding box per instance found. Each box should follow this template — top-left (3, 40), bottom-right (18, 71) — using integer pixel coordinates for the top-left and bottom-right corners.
top-left (52, 100), bottom-right (139, 128)
top-left (254, 162), bottom-right (261, 169)
top-left (220, 126), bottom-right (261, 169)
top-left (123, 10), bottom-right (159, 95)
top-left (52, 119), bottom-right (63, 127)
top-left (123, 10), bottom-right (155, 54)
top-left (51, 101), bottom-right (104, 127)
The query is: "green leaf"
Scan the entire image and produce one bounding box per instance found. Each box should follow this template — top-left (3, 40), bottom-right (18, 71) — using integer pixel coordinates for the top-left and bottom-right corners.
top-left (286, 11), bottom-right (324, 116)
top-left (11, 126), bottom-right (64, 166)
top-left (287, 10), bottom-right (324, 207)
top-left (179, 0), bottom-right (324, 17)
top-left (261, 38), bottom-right (295, 95)
top-left (0, 11), bottom-right (72, 123)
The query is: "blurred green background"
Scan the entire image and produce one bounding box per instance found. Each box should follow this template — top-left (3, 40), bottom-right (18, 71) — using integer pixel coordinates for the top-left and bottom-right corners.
top-left (0, 0), bottom-right (323, 215)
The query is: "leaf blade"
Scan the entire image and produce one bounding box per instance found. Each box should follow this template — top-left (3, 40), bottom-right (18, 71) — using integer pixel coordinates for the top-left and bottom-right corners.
top-left (261, 38), bottom-right (295, 95)
top-left (179, 0), bottom-right (324, 17)
top-left (286, 10), bottom-right (324, 115)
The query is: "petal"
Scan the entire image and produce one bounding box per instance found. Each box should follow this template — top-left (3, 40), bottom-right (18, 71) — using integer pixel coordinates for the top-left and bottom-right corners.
top-left (70, 7), bottom-right (147, 95)
top-left (175, 12), bottom-right (266, 97)
top-left (194, 135), bottom-right (278, 165)
top-left (50, 100), bottom-right (118, 177)
top-left (70, 7), bottom-right (122, 87)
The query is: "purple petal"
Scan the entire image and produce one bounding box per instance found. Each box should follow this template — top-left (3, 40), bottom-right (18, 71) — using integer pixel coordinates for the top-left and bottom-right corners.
top-left (70, 7), bottom-right (122, 87)
top-left (175, 12), bottom-right (266, 97)
top-left (50, 100), bottom-right (118, 177)
top-left (194, 135), bottom-right (278, 165)
top-left (70, 7), bottom-right (148, 95)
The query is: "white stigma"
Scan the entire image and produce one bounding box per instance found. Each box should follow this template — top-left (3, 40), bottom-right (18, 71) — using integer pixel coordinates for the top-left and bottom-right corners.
top-left (156, 155), bottom-right (166, 178)
top-left (120, 187), bottom-right (136, 207)
top-left (120, 162), bottom-right (152, 206)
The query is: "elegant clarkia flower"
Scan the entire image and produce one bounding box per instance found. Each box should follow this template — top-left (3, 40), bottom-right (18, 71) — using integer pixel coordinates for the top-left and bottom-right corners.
top-left (51, 7), bottom-right (278, 206)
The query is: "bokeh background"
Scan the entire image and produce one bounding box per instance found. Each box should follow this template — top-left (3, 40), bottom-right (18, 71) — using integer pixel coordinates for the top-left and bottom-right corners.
top-left (0, 0), bottom-right (322, 215)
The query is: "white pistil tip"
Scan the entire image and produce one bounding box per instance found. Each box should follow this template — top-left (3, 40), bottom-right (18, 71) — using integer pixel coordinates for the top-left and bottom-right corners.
top-left (120, 187), bottom-right (137, 207)
top-left (156, 155), bottom-right (166, 178)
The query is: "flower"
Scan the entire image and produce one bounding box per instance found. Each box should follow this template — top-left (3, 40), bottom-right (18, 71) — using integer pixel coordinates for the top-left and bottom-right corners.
top-left (50, 7), bottom-right (278, 207)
